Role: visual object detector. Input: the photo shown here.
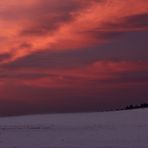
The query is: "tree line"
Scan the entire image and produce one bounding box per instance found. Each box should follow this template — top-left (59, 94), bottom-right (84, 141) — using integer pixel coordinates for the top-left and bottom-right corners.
top-left (124, 103), bottom-right (148, 110)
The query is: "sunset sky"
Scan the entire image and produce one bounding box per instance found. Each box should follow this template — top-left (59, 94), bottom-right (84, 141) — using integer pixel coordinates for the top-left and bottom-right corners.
top-left (0, 0), bottom-right (148, 116)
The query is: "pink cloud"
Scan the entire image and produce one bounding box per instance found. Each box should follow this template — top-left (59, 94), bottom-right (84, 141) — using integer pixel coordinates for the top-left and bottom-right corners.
top-left (1, 60), bottom-right (146, 89)
top-left (0, 0), bottom-right (148, 63)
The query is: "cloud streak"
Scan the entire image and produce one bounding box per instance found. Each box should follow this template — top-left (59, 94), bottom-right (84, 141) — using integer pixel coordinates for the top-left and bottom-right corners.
top-left (0, 0), bottom-right (148, 63)
top-left (1, 60), bottom-right (148, 88)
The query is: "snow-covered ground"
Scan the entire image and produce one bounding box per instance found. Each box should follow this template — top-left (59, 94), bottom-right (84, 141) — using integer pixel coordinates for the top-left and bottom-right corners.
top-left (0, 109), bottom-right (148, 148)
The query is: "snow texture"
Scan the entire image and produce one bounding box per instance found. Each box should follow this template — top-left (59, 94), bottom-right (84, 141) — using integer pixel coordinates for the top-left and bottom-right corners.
top-left (0, 109), bottom-right (147, 148)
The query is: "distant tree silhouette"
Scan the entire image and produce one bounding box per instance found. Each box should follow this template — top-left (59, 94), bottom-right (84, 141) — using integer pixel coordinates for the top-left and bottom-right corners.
top-left (124, 103), bottom-right (148, 110)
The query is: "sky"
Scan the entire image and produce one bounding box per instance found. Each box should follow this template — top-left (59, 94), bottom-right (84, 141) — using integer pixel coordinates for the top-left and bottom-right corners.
top-left (0, 0), bottom-right (148, 116)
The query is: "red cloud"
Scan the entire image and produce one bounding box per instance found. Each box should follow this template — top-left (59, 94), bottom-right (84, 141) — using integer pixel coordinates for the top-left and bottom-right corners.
top-left (3, 60), bottom-right (145, 89)
top-left (0, 0), bottom-right (148, 63)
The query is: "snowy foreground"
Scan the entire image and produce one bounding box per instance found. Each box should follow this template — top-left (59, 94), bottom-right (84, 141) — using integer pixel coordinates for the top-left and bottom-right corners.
top-left (0, 109), bottom-right (148, 148)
